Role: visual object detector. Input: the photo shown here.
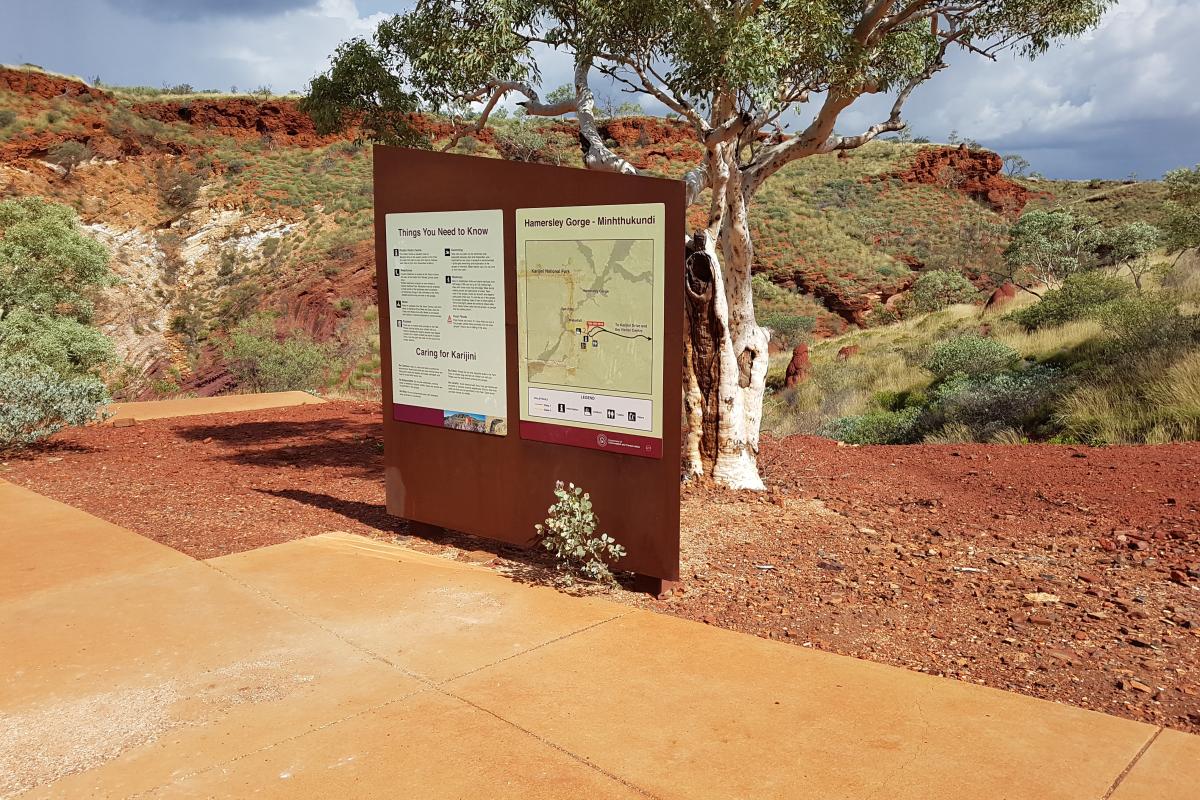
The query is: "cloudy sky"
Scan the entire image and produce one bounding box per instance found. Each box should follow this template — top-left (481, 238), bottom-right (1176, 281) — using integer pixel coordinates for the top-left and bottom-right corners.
top-left (4, 0), bottom-right (1197, 179)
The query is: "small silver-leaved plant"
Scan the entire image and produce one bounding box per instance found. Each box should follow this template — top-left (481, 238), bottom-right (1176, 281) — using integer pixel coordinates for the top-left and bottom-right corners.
top-left (535, 481), bottom-right (626, 585)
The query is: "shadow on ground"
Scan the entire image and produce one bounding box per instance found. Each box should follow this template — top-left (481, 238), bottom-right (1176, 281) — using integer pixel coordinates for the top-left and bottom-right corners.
top-left (175, 419), bottom-right (384, 476)
top-left (3, 439), bottom-right (98, 461)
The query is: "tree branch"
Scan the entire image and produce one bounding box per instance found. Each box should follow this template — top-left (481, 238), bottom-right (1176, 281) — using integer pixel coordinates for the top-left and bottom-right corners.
top-left (832, 64), bottom-right (941, 150)
top-left (571, 58), bottom-right (639, 175)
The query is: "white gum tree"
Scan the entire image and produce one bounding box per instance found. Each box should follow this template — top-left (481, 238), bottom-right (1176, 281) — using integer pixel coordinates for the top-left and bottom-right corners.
top-left (307, 0), bottom-right (1112, 489)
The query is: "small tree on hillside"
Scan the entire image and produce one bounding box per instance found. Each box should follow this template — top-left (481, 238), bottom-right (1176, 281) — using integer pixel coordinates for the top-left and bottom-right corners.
top-left (1002, 153), bottom-right (1030, 177)
top-left (1100, 221), bottom-right (1161, 291)
top-left (1162, 165), bottom-right (1200, 257)
top-left (47, 140), bottom-right (91, 179)
top-left (1000, 209), bottom-right (1105, 296)
top-left (909, 269), bottom-right (978, 312)
top-left (305, 0), bottom-right (1113, 488)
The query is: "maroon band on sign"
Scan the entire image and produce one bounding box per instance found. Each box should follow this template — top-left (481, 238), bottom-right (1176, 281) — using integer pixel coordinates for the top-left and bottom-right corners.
top-left (520, 421), bottom-right (662, 459)
top-left (392, 404), bottom-right (443, 427)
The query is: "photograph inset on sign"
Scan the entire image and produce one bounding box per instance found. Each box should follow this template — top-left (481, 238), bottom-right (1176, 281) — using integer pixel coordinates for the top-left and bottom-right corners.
top-left (522, 238), bottom-right (654, 395)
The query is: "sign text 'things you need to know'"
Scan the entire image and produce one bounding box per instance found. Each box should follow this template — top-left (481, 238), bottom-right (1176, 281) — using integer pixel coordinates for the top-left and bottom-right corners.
top-left (385, 208), bottom-right (507, 436)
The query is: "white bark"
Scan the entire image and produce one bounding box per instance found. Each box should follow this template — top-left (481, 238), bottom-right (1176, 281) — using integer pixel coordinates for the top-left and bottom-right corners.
top-left (683, 224), bottom-right (767, 491)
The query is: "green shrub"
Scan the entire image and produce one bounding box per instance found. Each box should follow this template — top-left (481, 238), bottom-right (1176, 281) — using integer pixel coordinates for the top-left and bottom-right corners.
top-left (1101, 295), bottom-right (1197, 356)
top-left (1006, 271), bottom-right (1131, 331)
top-left (535, 481), bottom-right (626, 585)
top-left (0, 355), bottom-right (109, 450)
top-left (924, 334), bottom-right (1020, 378)
top-left (0, 109), bottom-right (16, 128)
top-left (0, 197), bottom-right (114, 448)
top-left (873, 387), bottom-right (927, 411)
top-left (909, 269), bottom-right (978, 312)
top-left (760, 312), bottom-right (814, 348)
top-left (222, 314), bottom-right (334, 392)
top-left (819, 407), bottom-right (922, 445)
top-left (0, 308), bottom-right (114, 376)
top-left (931, 367), bottom-right (1062, 440)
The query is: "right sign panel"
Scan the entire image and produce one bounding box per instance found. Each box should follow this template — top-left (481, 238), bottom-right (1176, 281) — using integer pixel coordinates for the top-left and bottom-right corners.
top-left (516, 203), bottom-right (666, 458)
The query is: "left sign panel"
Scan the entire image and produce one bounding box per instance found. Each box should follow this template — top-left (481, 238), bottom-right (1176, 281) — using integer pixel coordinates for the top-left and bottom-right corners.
top-left (385, 209), bottom-right (508, 436)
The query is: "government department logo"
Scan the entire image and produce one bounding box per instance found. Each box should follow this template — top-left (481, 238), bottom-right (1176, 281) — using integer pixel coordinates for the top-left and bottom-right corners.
top-left (596, 434), bottom-right (608, 447)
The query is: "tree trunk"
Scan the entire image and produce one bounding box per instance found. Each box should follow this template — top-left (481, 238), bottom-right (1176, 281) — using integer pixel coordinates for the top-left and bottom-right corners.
top-left (682, 170), bottom-right (769, 490)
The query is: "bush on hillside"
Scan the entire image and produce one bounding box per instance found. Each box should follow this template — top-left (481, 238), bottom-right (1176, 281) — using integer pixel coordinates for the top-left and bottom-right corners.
top-left (761, 312), bottom-right (815, 349)
top-left (1162, 165), bottom-right (1200, 255)
top-left (0, 308), bottom-right (114, 376)
top-left (1005, 271), bottom-right (1131, 331)
top-left (819, 407), bottom-right (923, 445)
top-left (1101, 294), bottom-right (1197, 356)
top-left (493, 125), bottom-right (571, 165)
top-left (223, 314), bottom-right (334, 393)
top-left (908, 269), bottom-right (978, 313)
top-left (155, 160), bottom-right (204, 212)
top-left (47, 141), bottom-right (91, 178)
top-left (0, 197), bottom-right (114, 449)
top-left (931, 367), bottom-right (1062, 440)
top-left (924, 334), bottom-right (1020, 379)
top-left (0, 109), bottom-right (17, 128)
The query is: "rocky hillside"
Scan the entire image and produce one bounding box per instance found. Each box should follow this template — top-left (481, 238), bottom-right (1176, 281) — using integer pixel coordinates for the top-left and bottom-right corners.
top-left (0, 65), bottom-right (1169, 398)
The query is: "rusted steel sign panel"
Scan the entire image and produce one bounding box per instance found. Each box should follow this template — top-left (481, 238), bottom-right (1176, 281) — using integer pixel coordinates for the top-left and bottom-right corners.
top-left (374, 146), bottom-right (683, 581)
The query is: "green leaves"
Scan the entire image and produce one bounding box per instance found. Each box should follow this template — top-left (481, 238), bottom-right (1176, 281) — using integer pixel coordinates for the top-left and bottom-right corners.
top-left (222, 313), bottom-right (336, 393)
top-left (0, 196), bottom-right (111, 322)
top-left (0, 354), bottom-right (109, 450)
top-left (301, 37), bottom-right (427, 147)
top-left (306, 0), bottom-right (1112, 174)
top-left (386, 0), bottom-right (542, 111)
top-left (535, 480), bottom-right (626, 585)
top-left (1162, 165), bottom-right (1200, 254)
top-left (0, 197), bottom-right (114, 450)
top-left (1003, 208), bottom-right (1105, 286)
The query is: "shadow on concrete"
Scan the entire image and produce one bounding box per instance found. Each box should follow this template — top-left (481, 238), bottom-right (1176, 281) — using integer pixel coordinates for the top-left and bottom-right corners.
top-left (257, 487), bottom-right (627, 594)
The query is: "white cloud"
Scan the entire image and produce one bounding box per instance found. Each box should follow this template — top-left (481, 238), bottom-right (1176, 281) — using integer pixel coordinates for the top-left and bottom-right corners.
top-left (834, 0), bottom-right (1200, 177)
top-left (4, 0), bottom-right (1197, 177)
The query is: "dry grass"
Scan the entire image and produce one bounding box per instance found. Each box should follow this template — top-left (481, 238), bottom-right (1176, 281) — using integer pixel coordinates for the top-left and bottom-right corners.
top-left (994, 319), bottom-right (1106, 363)
top-left (763, 303), bottom-right (984, 436)
top-left (1058, 350), bottom-right (1200, 444)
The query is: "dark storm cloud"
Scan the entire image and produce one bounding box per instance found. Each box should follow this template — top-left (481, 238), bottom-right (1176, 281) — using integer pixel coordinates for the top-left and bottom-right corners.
top-left (104, 0), bottom-right (320, 22)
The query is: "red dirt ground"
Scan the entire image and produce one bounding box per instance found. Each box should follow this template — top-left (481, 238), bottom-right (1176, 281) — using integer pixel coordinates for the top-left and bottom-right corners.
top-left (4, 401), bottom-right (1198, 733)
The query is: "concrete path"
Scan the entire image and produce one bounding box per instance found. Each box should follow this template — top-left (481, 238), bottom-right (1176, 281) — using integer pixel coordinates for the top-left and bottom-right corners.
top-left (2, 480), bottom-right (1196, 799)
top-left (104, 391), bottom-right (324, 423)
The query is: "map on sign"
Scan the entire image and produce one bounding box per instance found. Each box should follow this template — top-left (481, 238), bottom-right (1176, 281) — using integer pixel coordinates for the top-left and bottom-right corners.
top-left (516, 203), bottom-right (665, 456)
top-left (523, 238), bottom-right (654, 395)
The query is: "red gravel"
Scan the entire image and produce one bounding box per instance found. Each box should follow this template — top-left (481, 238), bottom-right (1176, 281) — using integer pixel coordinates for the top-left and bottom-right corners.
top-left (4, 401), bottom-right (1198, 733)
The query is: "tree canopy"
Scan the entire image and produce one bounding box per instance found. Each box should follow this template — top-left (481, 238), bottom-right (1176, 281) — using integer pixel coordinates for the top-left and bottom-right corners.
top-left (307, 0), bottom-right (1113, 201)
top-left (304, 0), bottom-right (1114, 487)
top-left (1163, 165), bottom-right (1200, 255)
top-left (0, 196), bottom-right (110, 322)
